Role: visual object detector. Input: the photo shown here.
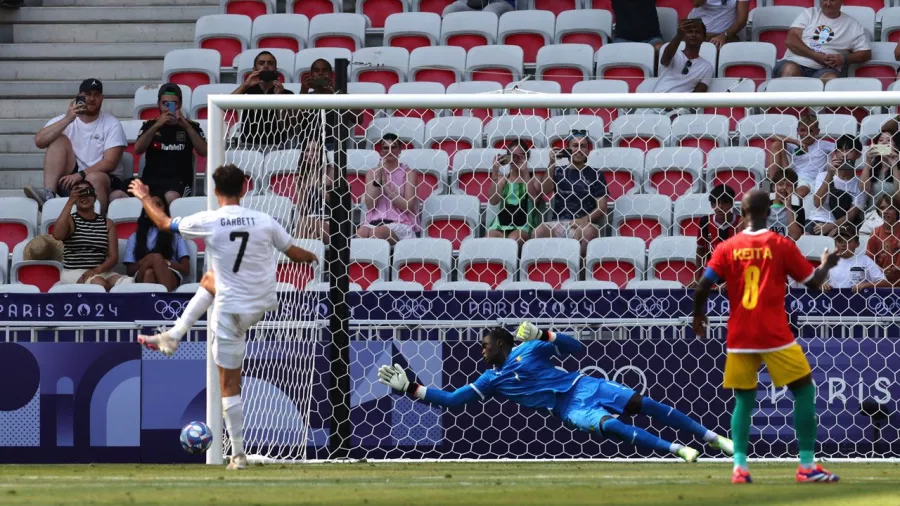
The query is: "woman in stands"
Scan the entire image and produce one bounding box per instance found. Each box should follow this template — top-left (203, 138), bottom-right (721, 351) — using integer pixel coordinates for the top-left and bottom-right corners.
top-left (122, 193), bottom-right (191, 291)
top-left (861, 131), bottom-right (900, 198)
top-left (356, 133), bottom-right (420, 245)
top-left (487, 140), bottom-right (540, 246)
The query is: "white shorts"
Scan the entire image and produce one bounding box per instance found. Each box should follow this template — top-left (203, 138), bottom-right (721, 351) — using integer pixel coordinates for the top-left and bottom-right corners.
top-left (209, 306), bottom-right (266, 370)
top-left (60, 269), bottom-right (132, 286)
top-left (360, 222), bottom-right (417, 241)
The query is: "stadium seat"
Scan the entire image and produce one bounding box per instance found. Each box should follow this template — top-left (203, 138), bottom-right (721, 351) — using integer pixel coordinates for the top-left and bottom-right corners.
top-left (554, 9), bottom-right (612, 51)
top-left (0, 242), bottom-right (7, 281)
top-left (545, 115), bottom-right (605, 150)
top-left (368, 280), bottom-right (425, 290)
top-left (398, 148), bottom-right (450, 201)
top-left (358, 0), bottom-right (407, 28)
top-left (225, 149), bottom-right (266, 194)
top-left (670, 114), bottom-right (729, 155)
top-left (751, 7), bottom-right (803, 58)
top-left (504, 81), bottom-right (561, 119)
top-left (348, 81), bottom-right (386, 137)
top-left (410, 0), bottom-right (453, 15)
top-left (251, 14), bottom-right (308, 52)
top-left (648, 236), bottom-right (698, 286)
top-left (220, 0), bottom-right (273, 19)
top-left (657, 0), bottom-right (692, 19)
top-left (409, 46), bottom-right (466, 87)
top-left (846, 0), bottom-right (890, 11)
top-left (388, 82), bottom-right (444, 123)
top-left (587, 147), bottom-right (645, 203)
top-left (526, 147), bottom-right (551, 179)
top-left (107, 198), bottom-right (143, 241)
top-left (287, 0), bottom-right (341, 17)
top-left (432, 280), bottom-right (492, 291)
top-left (520, 0), bottom-right (578, 15)
top-left (347, 149), bottom-right (381, 204)
top-left (704, 78), bottom-right (756, 131)
top-left (110, 283), bottom-right (167, 293)
top-left (705, 146), bottom-right (767, 200)
top-left (0, 284), bottom-right (40, 294)
top-left (163, 49), bottom-right (221, 89)
top-left (626, 279), bottom-right (683, 289)
top-left (595, 43), bottom-right (655, 93)
top-left (41, 197), bottom-right (99, 236)
top-left (860, 113), bottom-right (896, 145)
top-left (465, 45), bottom-right (524, 87)
top-left (384, 12), bottom-right (439, 52)
top-left (189, 83), bottom-right (238, 120)
top-left (261, 149), bottom-right (306, 200)
top-left (11, 242), bottom-right (62, 293)
top-left (440, 11), bottom-right (498, 52)
top-left (195, 14), bottom-right (251, 68)
top-left (421, 194), bottom-right (481, 249)
top-left (643, 147), bottom-right (704, 201)
top-left (571, 80), bottom-right (628, 126)
top-left (457, 237), bottom-right (517, 288)
top-left (762, 76), bottom-right (824, 93)
top-left (656, 7), bottom-right (679, 44)
top-left (519, 238), bottom-right (580, 289)
top-left (498, 280), bottom-right (554, 290)
top-left (175, 283), bottom-right (200, 293)
top-left (236, 48), bottom-right (296, 83)
top-left (446, 81), bottom-right (503, 124)
top-left (841, 6), bottom-right (876, 42)
top-left (351, 47), bottom-right (409, 89)
top-left (305, 281), bottom-right (363, 292)
top-left (119, 119), bottom-right (144, 176)
top-left (48, 283), bottom-right (107, 294)
top-left (673, 193), bottom-right (714, 237)
top-left (134, 84), bottom-right (192, 121)
top-left (612, 194), bottom-right (673, 247)
top-left (392, 238), bottom-right (452, 289)
top-left (309, 13), bottom-right (366, 52)
top-left (451, 148), bottom-right (504, 203)
top-left (241, 195), bottom-right (294, 233)
top-left (484, 115), bottom-right (547, 150)
top-left (816, 113), bottom-right (859, 142)
top-left (425, 116), bottom-right (483, 161)
top-left (796, 235), bottom-right (836, 266)
top-left (657, 41), bottom-right (717, 75)
top-left (365, 117), bottom-right (425, 148)
top-left (585, 237), bottom-right (645, 287)
top-left (610, 114), bottom-right (671, 152)
top-left (277, 238), bottom-right (324, 289)
top-left (819, 79), bottom-right (875, 124)
top-left (0, 197), bottom-right (37, 252)
top-left (349, 238), bottom-right (390, 290)
top-left (718, 42), bottom-right (777, 89)
top-left (169, 196), bottom-right (207, 255)
top-left (561, 279), bottom-right (618, 290)
top-left (498, 10), bottom-right (555, 65)
top-left (850, 42), bottom-right (899, 90)
top-left (881, 7), bottom-right (900, 42)
top-left (736, 114), bottom-right (797, 161)
top-left (295, 47), bottom-right (353, 83)
top-left (535, 44), bottom-right (593, 94)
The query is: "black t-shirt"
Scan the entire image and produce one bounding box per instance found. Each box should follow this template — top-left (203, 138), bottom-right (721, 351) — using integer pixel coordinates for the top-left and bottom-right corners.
top-left (240, 84), bottom-right (294, 146)
top-left (138, 120), bottom-right (205, 185)
top-left (612, 0), bottom-right (661, 42)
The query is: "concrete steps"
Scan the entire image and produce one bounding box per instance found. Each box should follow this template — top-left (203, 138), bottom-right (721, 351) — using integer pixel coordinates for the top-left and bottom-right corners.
top-left (0, 134), bottom-right (40, 154)
top-left (12, 23), bottom-right (195, 43)
top-left (0, 98), bottom-right (134, 119)
top-left (0, 119), bottom-right (50, 135)
top-left (0, 80), bottom-right (160, 99)
top-left (0, 6), bottom-right (216, 23)
top-left (43, 0), bottom-right (217, 6)
top-left (0, 60), bottom-right (164, 81)
top-left (0, 42), bottom-right (190, 60)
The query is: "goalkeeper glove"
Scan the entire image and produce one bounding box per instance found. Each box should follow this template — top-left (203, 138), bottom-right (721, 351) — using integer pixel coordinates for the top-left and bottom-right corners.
top-left (515, 321), bottom-right (552, 342)
top-left (377, 363), bottom-right (420, 396)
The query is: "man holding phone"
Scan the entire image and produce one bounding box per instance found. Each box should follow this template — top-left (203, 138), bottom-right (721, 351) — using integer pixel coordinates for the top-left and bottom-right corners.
top-left (808, 149), bottom-right (866, 237)
top-left (132, 83), bottom-right (207, 204)
top-left (233, 51), bottom-right (293, 147)
top-left (28, 78), bottom-right (127, 214)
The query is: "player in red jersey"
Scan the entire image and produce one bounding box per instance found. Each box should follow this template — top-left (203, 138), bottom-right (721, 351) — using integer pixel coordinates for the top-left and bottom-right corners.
top-left (692, 190), bottom-right (840, 485)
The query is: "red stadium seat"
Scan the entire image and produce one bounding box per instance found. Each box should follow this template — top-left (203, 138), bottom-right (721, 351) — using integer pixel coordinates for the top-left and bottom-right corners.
top-left (586, 237), bottom-right (646, 288)
top-left (520, 238), bottom-right (580, 290)
top-left (223, 0), bottom-right (271, 20)
top-left (289, 0), bottom-right (338, 17)
top-left (359, 0), bottom-right (405, 29)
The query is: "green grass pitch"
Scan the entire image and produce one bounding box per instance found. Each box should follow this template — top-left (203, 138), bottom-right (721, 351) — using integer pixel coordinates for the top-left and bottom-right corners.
top-left (1, 462), bottom-right (898, 506)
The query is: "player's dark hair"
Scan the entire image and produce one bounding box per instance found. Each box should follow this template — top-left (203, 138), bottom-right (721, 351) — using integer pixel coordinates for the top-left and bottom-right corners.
top-left (311, 57), bottom-right (333, 73)
top-left (708, 184), bottom-right (735, 205)
top-left (487, 328), bottom-right (515, 349)
top-left (772, 168), bottom-right (798, 185)
top-left (135, 193), bottom-right (175, 262)
top-left (688, 18), bottom-right (707, 37)
top-left (836, 134), bottom-right (861, 153)
top-left (213, 163), bottom-right (246, 198)
top-left (836, 224), bottom-right (859, 244)
top-left (254, 50), bottom-right (276, 67)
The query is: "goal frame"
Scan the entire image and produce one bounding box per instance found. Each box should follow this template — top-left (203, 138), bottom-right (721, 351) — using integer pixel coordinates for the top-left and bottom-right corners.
top-left (204, 90), bottom-right (900, 465)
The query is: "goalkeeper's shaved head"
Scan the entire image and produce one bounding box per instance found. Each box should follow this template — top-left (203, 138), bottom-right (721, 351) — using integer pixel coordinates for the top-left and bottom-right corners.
top-left (741, 189), bottom-right (771, 230)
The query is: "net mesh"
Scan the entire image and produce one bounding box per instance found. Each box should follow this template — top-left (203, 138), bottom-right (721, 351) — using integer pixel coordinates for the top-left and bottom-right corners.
top-left (211, 91), bottom-right (900, 462)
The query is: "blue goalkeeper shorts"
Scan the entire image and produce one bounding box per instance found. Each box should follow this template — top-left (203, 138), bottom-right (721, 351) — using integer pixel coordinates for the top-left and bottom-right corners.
top-left (553, 376), bottom-right (636, 433)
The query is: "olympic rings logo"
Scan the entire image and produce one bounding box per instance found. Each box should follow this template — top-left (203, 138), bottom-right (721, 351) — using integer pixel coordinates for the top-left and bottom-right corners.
top-left (391, 296), bottom-right (432, 319)
top-left (627, 298), bottom-right (669, 318)
top-left (866, 295), bottom-right (900, 316)
top-left (155, 299), bottom-right (187, 320)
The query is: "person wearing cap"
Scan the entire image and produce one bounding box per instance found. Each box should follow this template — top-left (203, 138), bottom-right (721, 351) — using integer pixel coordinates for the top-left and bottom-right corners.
top-left (29, 78), bottom-right (127, 214)
top-left (696, 184), bottom-right (740, 268)
top-left (808, 149), bottom-right (865, 237)
top-left (132, 83), bottom-right (207, 204)
top-left (232, 50), bottom-right (294, 147)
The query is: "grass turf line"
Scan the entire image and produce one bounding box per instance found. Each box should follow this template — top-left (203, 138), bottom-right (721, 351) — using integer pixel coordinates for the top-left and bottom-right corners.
top-left (0, 462), bottom-right (898, 506)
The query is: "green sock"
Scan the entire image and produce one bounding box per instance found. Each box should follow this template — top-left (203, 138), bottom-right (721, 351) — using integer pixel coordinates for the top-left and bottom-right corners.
top-left (731, 389), bottom-right (756, 468)
top-left (792, 383), bottom-right (817, 466)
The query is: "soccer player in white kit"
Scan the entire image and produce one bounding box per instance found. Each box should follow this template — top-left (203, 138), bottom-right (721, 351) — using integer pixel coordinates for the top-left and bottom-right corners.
top-left (128, 164), bottom-right (317, 470)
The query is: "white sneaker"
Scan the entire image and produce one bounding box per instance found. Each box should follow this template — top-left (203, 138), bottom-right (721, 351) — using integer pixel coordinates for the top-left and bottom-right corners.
top-left (709, 435), bottom-right (734, 457)
top-left (677, 446), bottom-right (700, 463)
top-left (137, 329), bottom-right (179, 356)
top-left (226, 454), bottom-right (248, 470)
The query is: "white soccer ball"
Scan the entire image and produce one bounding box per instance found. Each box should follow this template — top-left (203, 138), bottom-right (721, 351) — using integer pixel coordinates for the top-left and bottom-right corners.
top-left (180, 421), bottom-right (213, 454)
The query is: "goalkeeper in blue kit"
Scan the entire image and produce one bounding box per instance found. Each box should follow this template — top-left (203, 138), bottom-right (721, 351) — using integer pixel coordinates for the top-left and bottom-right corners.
top-left (378, 322), bottom-right (733, 461)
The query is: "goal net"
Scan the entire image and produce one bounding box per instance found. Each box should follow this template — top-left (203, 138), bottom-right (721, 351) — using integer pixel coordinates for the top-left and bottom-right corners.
top-left (206, 89), bottom-right (900, 464)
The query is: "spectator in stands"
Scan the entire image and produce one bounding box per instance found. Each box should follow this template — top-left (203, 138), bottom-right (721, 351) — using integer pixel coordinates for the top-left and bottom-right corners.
top-left (295, 140), bottom-right (334, 243)
top-left (768, 168), bottom-right (806, 240)
top-left (28, 79), bottom-right (127, 214)
top-left (653, 18), bottom-right (714, 93)
top-left (769, 113), bottom-right (834, 198)
top-left (696, 184), bottom-right (740, 266)
top-left (52, 180), bottom-right (128, 290)
top-left (866, 194), bottom-right (900, 286)
top-left (861, 193), bottom-right (890, 236)
top-left (823, 225), bottom-right (889, 291)
top-left (123, 193), bottom-right (191, 292)
top-left (487, 140), bottom-right (539, 246)
top-left (776, 0), bottom-right (871, 83)
top-left (442, 0), bottom-right (514, 16)
top-left (233, 51), bottom-right (293, 147)
top-left (808, 150), bottom-right (865, 237)
top-left (132, 84), bottom-right (207, 204)
top-left (298, 58), bottom-right (345, 152)
top-left (861, 131), bottom-right (900, 198)
top-left (690, 0), bottom-right (750, 48)
top-left (611, 0), bottom-right (663, 48)
top-left (533, 132), bottom-right (606, 255)
top-left (356, 134), bottom-right (420, 245)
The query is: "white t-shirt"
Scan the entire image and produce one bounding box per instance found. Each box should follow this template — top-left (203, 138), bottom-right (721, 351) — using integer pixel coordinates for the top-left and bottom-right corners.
top-left (45, 112), bottom-right (127, 179)
top-left (690, 0), bottom-right (749, 35)
top-left (828, 253), bottom-right (885, 288)
top-left (808, 171), bottom-right (866, 223)
top-left (784, 8), bottom-right (870, 69)
top-left (787, 139), bottom-right (835, 188)
top-left (653, 51), bottom-right (714, 93)
top-left (172, 205), bottom-right (293, 314)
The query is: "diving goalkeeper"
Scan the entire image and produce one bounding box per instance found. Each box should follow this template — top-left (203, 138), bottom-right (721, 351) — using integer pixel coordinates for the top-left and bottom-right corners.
top-left (378, 322), bottom-right (733, 461)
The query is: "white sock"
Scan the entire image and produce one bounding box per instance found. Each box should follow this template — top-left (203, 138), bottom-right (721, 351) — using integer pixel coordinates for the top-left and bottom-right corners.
top-left (222, 395), bottom-right (244, 457)
top-left (669, 443), bottom-right (684, 454)
top-left (703, 430), bottom-right (717, 442)
top-left (169, 287), bottom-right (213, 340)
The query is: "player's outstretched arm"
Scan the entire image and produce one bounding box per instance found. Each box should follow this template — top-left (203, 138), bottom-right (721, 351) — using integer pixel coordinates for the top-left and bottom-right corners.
top-left (804, 248), bottom-right (841, 291)
top-left (691, 272), bottom-right (716, 337)
top-left (516, 322), bottom-right (584, 355)
top-left (377, 364), bottom-right (481, 408)
top-left (284, 245), bottom-right (317, 264)
top-left (128, 179), bottom-right (173, 231)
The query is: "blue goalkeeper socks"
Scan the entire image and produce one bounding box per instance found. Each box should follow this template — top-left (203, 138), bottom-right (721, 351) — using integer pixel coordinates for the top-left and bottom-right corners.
top-left (601, 417), bottom-right (675, 455)
top-left (640, 398), bottom-right (715, 441)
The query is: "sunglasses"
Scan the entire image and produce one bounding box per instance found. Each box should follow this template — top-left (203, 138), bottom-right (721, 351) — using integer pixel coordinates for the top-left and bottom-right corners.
top-left (76, 187), bottom-right (96, 197)
top-left (681, 60), bottom-right (693, 75)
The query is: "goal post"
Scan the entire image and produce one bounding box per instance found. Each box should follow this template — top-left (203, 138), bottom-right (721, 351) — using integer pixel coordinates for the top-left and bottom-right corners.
top-left (204, 88), bottom-right (900, 464)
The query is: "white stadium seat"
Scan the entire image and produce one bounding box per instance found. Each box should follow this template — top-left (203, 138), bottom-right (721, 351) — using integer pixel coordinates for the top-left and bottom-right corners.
top-left (189, 83), bottom-right (238, 120)
top-left (391, 238), bottom-right (453, 290)
top-left (673, 194), bottom-right (714, 236)
top-left (383, 12), bottom-right (440, 51)
top-left (796, 235), bottom-right (836, 263)
top-left (705, 146), bottom-right (767, 199)
top-left (424, 117), bottom-right (483, 152)
top-left (451, 148), bottom-right (504, 203)
top-left (421, 194), bottom-right (481, 249)
top-left (497, 10), bottom-right (555, 64)
top-left (717, 42), bottom-right (777, 85)
top-left (647, 236), bottom-right (698, 286)
top-left (670, 114), bottom-right (730, 153)
top-left (817, 113), bottom-right (860, 140)
top-left (251, 14), bottom-right (309, 51)
top-left (535, 43), bottom-right (594, 93)
top-left (365, 117), bottom-right (426, 148)
top-left (367, 280), bottom-right (425, 291)
top-left (432, 281), bottom-right (492, 291)
top-left (398, 148), bottom-right (450, 200)
top-left (609, 114), bottom-right (671, 151)
top-left (585, 237), bottom-right (646, 287)
top-left (561, 280), bottom-right (618, 290)
top-left (286, 0), bottom-right (341, 17)
top-left (519, 238), bottom-right (580, 289)
top-left (587, 147), bottom-right (645, 202)
top-left (498, 280), bottom-right (554, 290)
top-left (612, 194), bottom-right (673, 246)
top-left (484, 115), bottom-right (547, 149)
top-left (595, 42), bottom-right (654, 92)
top-left (456, 237), bottom-right (518, 288)
top-left (465, 45), bottom-right (524, 86)
top-left (440, 11), bottom-right (498, 48)
top-left (0, 197), bottom-right (37, 250)
top-left (626, 279), bottom-right (684, 289)
top-left (841, 5), bottom-right (876, 42)
top-left (308, 13), bottom-right (366, 51)
top-left (163, 49), bottom-right (221, 88)
top-left (761, 77), bottom-right (824, 93)
top-left (544, 115), bottom-right (605, 150)
top-left (351, 47), bottom-right (409, 89)
top-left (350, 238), bottom-right (391, 289)
top-left (554, 8), bottom-right (612, 50)
top-left (408, 46), bottom-right (466, 86)
top-left (195, 14), bottom-right (252, 67)
top-left (643, 147), bottom-right (704, 200)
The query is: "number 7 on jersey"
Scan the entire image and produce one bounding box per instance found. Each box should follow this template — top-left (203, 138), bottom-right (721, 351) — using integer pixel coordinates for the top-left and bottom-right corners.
top-left (230, 231), bottom-right (249, 272)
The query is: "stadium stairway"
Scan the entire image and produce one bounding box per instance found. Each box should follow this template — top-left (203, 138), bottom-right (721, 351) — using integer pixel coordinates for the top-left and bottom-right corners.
top-left (0, 0), bottom-right (218, 194)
